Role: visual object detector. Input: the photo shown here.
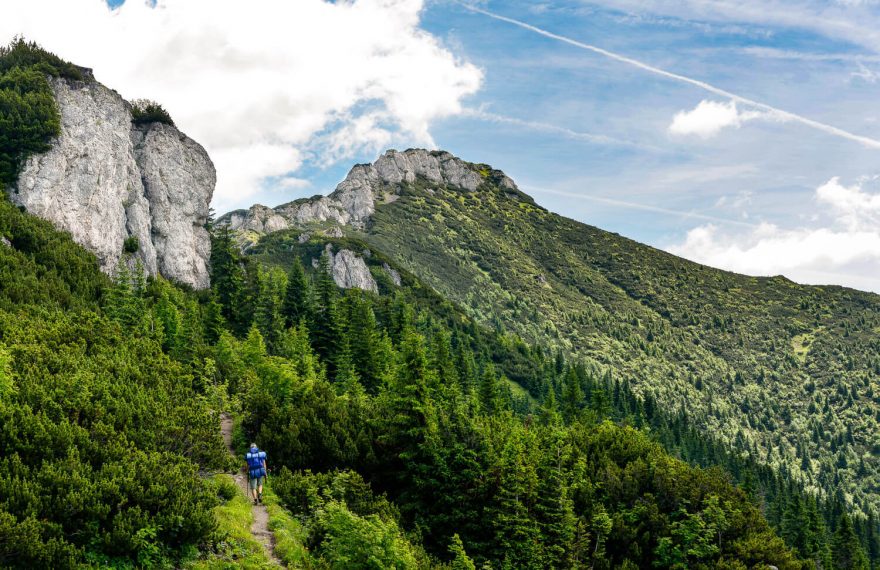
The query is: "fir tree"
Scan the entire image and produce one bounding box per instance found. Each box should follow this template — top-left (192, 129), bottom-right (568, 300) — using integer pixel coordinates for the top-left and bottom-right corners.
top-left (281, 257), bottom-right (312, 328)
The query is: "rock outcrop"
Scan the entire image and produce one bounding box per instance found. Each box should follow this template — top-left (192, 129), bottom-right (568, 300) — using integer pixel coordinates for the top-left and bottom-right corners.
top-left (315, 244), bottom-right (377, 292)
top-left (10, 77), bottom-right (215, 289)
top-left (330, 248), bottom-right (377, 292)
top-left (222, 148), bottom-right (518, 235)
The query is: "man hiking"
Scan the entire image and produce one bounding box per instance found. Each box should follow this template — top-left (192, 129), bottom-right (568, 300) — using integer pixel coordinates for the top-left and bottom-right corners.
top-left (245, 443), bottom-right (268, 504)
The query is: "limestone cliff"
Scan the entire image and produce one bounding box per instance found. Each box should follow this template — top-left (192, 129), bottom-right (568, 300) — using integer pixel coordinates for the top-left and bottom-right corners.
top-left (218, 148), bottom-right (520, 292)
top-left (10, 77), bottom-right (215, 289)
top-left (222, 148), bottom-right (517, 235)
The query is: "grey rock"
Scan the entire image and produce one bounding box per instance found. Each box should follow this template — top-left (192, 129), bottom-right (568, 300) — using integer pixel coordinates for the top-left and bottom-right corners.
top-left (0, 236), bottom-right (10, 248)
top-left (221, 148), bottom-right (499, 235)
top-left (11, 77), bottom-right (214, 289)
top-left (318, 244), bottom-right (376, 292)
top-left (226, 203), bottom-right (288, 234)
top-left (322, 226), bottom-right (344, 238)
top-left (298, 232), bottom-right (311, 244)
top-left (383, 262), bottom-right (402, 287)
top-left (132, 123), bottom-right (214, 289)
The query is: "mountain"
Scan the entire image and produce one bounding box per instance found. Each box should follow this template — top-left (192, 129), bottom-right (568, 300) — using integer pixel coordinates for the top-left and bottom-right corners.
top-left (0, 40), bottom-right (865, 567)
top-left (225, 148), bottom-right (880, 520)
top-left (4, 44), bottom-right (214, 288)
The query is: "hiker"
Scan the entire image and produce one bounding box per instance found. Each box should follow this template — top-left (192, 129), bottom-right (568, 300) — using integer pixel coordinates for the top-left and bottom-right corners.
top-left (245, 443), bottom-right (268, 505)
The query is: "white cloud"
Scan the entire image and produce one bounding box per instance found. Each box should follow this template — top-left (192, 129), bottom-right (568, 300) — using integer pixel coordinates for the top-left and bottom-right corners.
top-left (816, 176), bottom-right (880, 229)
top-left (851, 62), bottom-right (880, 83)
top-left (668, 100), bottom-right (772, 138)
top-left (668, 177), bottom-right (880, 292)
top-left (577, 0), bottom-right (880, 54)
top-left (0, 0), bottom-right (482, 212)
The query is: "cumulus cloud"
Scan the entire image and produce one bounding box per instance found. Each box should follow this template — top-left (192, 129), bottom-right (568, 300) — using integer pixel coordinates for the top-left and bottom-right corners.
top-left (668, 177), bottom-right (880, 292)
top-left (668, 100), bottom-right (774, 138)
top-left (0, 0), bottom-right (483, 211)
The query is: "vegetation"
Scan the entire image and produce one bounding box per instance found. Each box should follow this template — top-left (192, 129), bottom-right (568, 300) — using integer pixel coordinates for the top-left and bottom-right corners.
top-left (131, 98), bottom-right (176, 127)
top-left (0, 39), bottom-right (872, 567)
top-left (0, 39), bottom-right (71, 187)
top-left (330, 169), bottom-right (880, 529)
top-left (209, 233), bottom-right (807, 568)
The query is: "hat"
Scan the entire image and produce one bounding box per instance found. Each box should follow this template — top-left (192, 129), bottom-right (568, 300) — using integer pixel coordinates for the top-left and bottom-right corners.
top-left (250, 443), bottom-right (257, 450)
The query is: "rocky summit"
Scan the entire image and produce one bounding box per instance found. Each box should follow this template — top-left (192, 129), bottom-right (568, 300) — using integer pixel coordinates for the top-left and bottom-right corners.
top-left (221, 148), bottom-right (518, 237)
top-left (10, 76), bottom-right (214, 289)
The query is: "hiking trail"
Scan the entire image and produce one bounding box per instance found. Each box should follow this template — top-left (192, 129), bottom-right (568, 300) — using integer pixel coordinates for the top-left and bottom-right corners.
top-left (221, 413), bottom-right (282, 567)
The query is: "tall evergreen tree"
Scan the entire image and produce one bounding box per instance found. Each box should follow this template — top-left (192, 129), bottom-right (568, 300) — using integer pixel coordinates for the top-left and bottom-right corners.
top-left (833, 513), bottom-right (870, 570)
top-left (282, 257), bottom-right (312, 328)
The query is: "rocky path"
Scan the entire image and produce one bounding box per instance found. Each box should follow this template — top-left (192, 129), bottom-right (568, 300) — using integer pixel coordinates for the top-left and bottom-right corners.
top-left (220, 413), bottom-right (281, 567)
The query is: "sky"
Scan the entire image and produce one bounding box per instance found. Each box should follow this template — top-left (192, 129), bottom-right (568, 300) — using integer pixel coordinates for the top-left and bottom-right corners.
top-left (2, 0), bottom-right (880, 292)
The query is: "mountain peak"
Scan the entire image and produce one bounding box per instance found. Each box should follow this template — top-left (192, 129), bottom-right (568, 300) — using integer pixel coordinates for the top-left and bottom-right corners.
top-left (220, 148), bottom-right (525, 240)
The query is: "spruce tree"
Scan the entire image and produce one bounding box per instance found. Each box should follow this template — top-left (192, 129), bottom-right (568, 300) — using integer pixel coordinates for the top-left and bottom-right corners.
top-left (282, 257), bottom-right (312, 328)
top-left (833, 513), bottom-right (870, 570)
top-left (209, 225), bottom-right (246, 332)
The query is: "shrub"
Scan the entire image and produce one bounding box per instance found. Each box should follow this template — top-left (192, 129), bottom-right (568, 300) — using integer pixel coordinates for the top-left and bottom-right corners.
top-left (123, 235), bottom-right (140, 254)
top-left (0, 37), bottom-right (83, 81)
top-left (0, 57), bottom-right (61, 187)
top-left (131, 99), bottom-right (176, 127)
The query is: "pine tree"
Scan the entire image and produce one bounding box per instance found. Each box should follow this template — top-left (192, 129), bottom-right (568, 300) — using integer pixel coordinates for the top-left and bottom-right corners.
top-left (449, 533), bottom-right (476, 570)
top-left (282, 257), bottom-right (312, 328)
top-left (253, 266), bottom-right (287, 353)
top-left (560, 366), bottom-right (583, 424)
top-left (104, 258), bottom-right (146, 330)
top-left (430, 328), bottom-right (459, 397)
top-left (201, 291), bottom-right (225, 344)
top-left (311, 251), bottom-right (343, 367)
top-left (479, 362), bottom-right (502, 416)
top-left (833, 513), bottom-right (870, 570)
top-left (535, 427), bottom-right (575, 568)
top-left (209, 224), bottom-right (247, 333)
top-left (489, 429), bottom-right (542, 569)
top-left (344, 292), bottom-right (384, 393)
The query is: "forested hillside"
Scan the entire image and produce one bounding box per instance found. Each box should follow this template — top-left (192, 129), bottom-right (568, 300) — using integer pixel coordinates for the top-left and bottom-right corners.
top-left (315, 164), bottom-right (880, 524)
top-left (0, 184), bottom-right (811, 567)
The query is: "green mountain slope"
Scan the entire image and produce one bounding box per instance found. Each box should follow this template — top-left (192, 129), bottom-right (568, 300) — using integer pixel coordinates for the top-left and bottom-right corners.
top-left (334, 160), bottom-right (880, 518)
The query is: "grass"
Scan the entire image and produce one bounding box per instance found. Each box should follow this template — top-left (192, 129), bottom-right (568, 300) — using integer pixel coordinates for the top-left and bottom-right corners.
top-left (791, 333), bottom-right (813, 363)
top-left (184, 476), bottom-right (279, 569)
top-left (263, 486), bottom-right (313, 568)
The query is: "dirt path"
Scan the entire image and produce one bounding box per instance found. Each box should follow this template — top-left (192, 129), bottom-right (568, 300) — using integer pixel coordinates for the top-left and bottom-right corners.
top-left (221, 413), bottom-right (281, 567)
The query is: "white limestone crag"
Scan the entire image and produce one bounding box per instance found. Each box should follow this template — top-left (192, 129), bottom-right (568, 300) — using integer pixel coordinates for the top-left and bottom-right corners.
top-left (10, 77), bottom-right (215, 289)
top-left (222, 148), bottom-right (517, 234)
top-left (382, 262), bottom-right (402, 287)
top-left (319, 244), bottom-right (377, 292)
top-left (132, 123), bottom-right (216, 289)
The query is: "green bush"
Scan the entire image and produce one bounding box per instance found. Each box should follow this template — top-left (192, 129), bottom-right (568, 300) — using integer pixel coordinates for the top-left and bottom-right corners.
top-left (0, 60), bottom-right (61, 187)
top-left (131, 98), bottom-right (176, 127)
top-left (123, 235), bottom-right (140, 254)
top-left (0, 38), bottom-right (83, 80)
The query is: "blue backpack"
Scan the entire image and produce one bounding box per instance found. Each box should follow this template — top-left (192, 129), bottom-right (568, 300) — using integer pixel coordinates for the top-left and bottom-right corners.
top-left (246, 448), bottom-right (267, 479)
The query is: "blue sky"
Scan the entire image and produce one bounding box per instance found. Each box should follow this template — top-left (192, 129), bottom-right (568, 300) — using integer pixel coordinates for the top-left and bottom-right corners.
top-left (4, 0), bottom-right (880, 290)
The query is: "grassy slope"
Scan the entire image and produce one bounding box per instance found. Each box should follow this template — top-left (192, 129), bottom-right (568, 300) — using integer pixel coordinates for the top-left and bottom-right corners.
top-left (346, 176), bottom-right (880, 514)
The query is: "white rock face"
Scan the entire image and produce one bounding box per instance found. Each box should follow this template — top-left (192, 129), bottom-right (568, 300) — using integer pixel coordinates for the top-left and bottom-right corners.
top-left (221, 148), bottom-right (508, 233)
top-left (10, 77), bottom-right (215, 289)
top-left (324, 245), bottom-right (377, 292)
top-left (132, 123), bottom-right (216, 289)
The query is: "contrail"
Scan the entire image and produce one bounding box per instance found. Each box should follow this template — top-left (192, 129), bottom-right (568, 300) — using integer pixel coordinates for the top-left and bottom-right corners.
top-left (461, 108), bottom-right (654, 150)
top-left (524, 185), bottom-right (758, 228)
top-left (459, 3), bottom-right (880, 150)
